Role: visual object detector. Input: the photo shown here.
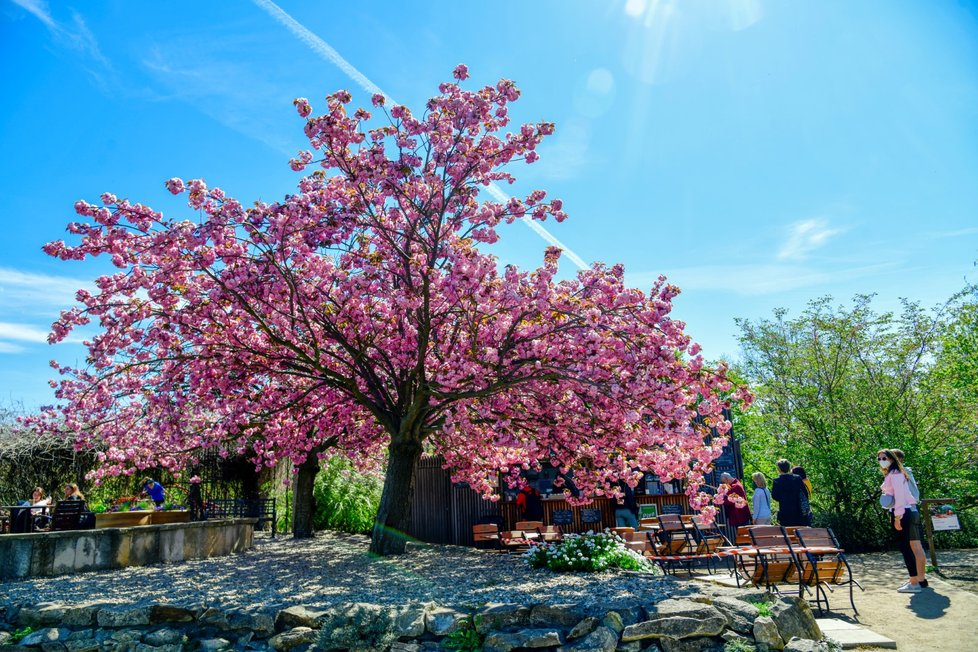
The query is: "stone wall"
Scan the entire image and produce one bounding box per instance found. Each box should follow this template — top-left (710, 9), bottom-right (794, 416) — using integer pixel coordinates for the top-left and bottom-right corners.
top-left (0, 592), bottom-right (841, 652)
top-left (0, 519), bottom-right (255, 580)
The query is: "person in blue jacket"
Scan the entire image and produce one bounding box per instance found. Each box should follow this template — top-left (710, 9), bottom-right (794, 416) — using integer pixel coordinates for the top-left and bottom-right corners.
top-left (141, 478), bottom-right (166, 508)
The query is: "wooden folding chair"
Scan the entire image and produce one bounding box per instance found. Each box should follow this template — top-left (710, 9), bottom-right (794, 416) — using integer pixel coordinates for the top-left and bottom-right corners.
top-left (691, 518), bottom-right (733, 574)
top-left (499, 530), bottom-right (531, 553)
top-left (747, 525), bottom-right (802, 595)
top-left (538, 525), bottom-right (563, 542)
top-left (472, 523), bottom-right (501, 550)
top-left (794, 527), bottom-right (864, 614)
top-left (515, 520), bottom-right (544, 531)
top-left (644, 515), bottom-right (695, 574)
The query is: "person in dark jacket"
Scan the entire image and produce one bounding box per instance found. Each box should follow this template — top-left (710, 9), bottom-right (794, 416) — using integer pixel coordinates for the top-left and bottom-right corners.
top-left (614, 480), bottom-right (640, 528)
top-left (516, 481), bottom-right (544, 521)
top-left (770, 459), bottom-right (807, 526)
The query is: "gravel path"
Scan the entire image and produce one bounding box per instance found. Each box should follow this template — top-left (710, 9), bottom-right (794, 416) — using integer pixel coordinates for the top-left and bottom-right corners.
top-left (1, 532), bottom-right (684, 614)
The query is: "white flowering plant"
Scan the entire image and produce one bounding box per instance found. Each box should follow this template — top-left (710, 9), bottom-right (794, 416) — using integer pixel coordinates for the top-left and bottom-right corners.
top-left (524, 530), bottom-right (655, 573)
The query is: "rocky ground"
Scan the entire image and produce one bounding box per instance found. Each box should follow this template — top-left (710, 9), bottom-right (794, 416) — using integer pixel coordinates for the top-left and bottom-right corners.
top-left (2, 532), bottom-right (976, 651)
top-left (0, 532), bottom-right (683, 614)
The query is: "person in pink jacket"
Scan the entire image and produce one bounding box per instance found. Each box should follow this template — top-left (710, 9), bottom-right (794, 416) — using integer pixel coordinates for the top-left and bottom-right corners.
top-left (879, 449), bottom-right (927, 593)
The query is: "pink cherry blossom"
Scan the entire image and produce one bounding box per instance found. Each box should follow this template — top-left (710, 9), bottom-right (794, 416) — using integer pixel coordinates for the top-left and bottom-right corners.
top-left (33, 66), bottom-right (751, 556)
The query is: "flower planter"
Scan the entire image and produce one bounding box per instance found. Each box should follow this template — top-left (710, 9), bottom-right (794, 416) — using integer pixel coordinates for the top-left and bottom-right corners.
top-left (151, 510), bottom-right (190, 525)
top-left (95, 511), bottom-right (152, 529)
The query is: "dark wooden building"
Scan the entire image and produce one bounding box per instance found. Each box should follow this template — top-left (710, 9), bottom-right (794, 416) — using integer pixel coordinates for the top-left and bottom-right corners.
top-left (406, 429), bottom-right (744, 547)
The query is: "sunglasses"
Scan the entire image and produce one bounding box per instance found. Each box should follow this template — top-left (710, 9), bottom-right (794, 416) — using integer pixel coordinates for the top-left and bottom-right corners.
top-left (877, 456), bottom-right (889, 461)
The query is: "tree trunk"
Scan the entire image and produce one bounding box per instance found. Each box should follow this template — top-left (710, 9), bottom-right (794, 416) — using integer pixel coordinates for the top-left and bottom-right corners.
top-left (369, 437), bottom-right (423, 555)
top-left (292, 449), bottom-right (321, 539)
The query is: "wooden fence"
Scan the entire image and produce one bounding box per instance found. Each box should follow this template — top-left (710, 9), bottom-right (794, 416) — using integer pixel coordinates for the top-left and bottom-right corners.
top-left (406, 455), bottom-right (693, 546)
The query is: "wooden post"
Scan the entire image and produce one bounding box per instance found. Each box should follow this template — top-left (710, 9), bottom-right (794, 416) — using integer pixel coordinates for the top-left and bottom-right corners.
top-left (920, 498), bottom-right (955, 571)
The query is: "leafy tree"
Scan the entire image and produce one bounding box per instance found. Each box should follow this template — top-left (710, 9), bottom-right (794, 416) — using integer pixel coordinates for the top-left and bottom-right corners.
top-left (735, 294), bottom-right (978, 550)
top-left (35, 66), bottom-right (747, 555)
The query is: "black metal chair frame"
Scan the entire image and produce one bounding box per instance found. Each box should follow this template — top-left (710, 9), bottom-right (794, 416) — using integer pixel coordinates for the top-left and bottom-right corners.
top-left (794, 527), bottom-right (864, 615)
top-left (203, 497), bottom-right (277, 537)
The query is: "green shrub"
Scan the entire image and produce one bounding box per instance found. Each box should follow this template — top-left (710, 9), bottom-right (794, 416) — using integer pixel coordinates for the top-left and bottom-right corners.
top-left (524, 531), bottom-right (655, 573)
top-left (723, 639), bottom-right (757, 652)
top-left (748, 599), bottom-right (773, 617)
top-left (443, 615), bottom-right (484, 651)
top-left (312, 456), bottom-right (383, 534)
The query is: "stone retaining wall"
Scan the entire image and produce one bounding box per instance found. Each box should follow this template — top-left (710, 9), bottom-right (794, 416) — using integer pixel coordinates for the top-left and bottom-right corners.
top-left (0, 519), bottom-right (255, 580)
top-left (0, 591), bottom-right (841, 652)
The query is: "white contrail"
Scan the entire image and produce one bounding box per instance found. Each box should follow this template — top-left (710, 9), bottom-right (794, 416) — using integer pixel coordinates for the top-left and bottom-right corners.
top-left (252, 0), bottom-right (589, 271)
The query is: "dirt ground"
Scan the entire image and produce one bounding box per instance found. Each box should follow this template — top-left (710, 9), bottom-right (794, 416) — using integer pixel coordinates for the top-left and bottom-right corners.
top-left (829, 548), bottom-right (978, 652)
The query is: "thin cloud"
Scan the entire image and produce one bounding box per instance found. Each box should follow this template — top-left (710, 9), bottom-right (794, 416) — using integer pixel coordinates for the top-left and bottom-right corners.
top-left (627, 262), bottom-right (900, 296)
top-left (251, 0), bottom-right (589, 271)
top-left (777, 218), bottom-right (845, 261)
top-left (923, 226), bottom-right (978, 240)
top-left (10, 0), bottom-right (55, 28)
top-left (0, 342), bottom-right (27, 354)
top-left (0, 267), bottom-right (93, 313)
top-left (141, 46), bottom-right (295, 156)
top-left (0, 322), bottom-right (50, 343)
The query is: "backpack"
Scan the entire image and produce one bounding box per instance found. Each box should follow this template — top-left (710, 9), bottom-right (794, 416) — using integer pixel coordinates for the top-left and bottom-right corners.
top-left (905, 467), bottom-right (921, 502)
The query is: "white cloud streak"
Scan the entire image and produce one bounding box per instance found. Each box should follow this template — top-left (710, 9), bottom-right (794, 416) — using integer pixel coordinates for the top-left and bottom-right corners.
top-left (777, 218), bottom-right (844, 261)
top-left (11, 0), bottom-right (109, 66)
top-left (251, 0), bottom-right (589, 271)
top-left (0, 267), bottom-right (92, 312)
top-left (628, 261), bottom-right (899, 296)
top-left (11, 0), bottom-right (55, 28)
top-left (0, 322), bottom-right (50, 343)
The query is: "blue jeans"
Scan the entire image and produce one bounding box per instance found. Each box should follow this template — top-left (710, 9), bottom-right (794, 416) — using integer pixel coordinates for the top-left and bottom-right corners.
top-left (615, 509), bottom-right (638, 528)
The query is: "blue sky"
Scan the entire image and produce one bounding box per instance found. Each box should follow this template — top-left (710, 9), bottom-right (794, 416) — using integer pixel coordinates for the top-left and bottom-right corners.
top-left (1, 0), bottom-right (976, 410)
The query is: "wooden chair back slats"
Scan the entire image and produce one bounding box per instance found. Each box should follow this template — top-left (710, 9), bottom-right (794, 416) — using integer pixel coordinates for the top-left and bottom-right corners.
top-left (515, 520), bottom-right (543, 531)
top-left (538, 525), bottom-right (563, 542)
top-left (51, 500), bottom-right (84, 531)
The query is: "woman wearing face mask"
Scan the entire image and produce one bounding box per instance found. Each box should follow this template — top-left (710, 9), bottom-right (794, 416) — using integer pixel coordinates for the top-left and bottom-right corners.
top-left (879, 449), bottom-right (927, 592)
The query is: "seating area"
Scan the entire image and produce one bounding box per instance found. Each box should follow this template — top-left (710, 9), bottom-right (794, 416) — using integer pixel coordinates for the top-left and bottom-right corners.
top-left (470, 520), bottom-right (564, 552)
top-left (203, 498), bottom-right (278, 537)
top-left (724, 525), bottom-right (863, 614)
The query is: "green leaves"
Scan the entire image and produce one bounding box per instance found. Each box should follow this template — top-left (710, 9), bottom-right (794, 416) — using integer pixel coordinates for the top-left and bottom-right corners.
top-left (735, 292), bottom-right (978, 550)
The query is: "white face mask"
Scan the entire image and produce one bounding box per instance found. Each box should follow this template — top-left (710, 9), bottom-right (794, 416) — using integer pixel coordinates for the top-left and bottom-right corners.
top-left (879, 459), bottom-right (891, 469)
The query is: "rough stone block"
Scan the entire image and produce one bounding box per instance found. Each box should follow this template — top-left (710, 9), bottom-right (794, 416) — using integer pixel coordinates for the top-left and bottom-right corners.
top-left (19, 627), bottom-right (71, 647)
top-left (424, 605), bottom-right (468, 636)
top-left (475, 603), bottom-right (531, 634)
top-left (267, 627), bottom-right (317, 651)
top-left (557, 625), bottom-right (619, 652)
top-left (97, 606), bottom-right (152, 628)
top-left (148, 605), bottom-right (195, 624)
top-left (710, 596), bottom-right (759, 635)
top-left (771, 598), bottom-right (821, 643)
top-left (621, 600), bottom-right (725, 642)
top-left (274, 606), bottom-right (328, 631)
top-left (19, 603), bottom-right (67, 627)
top-left (530, 603), bottom-right (587, 627)
top-left (568, 616), bottom-right (601, 640)
top-left (144, 628), bottom-right (187, 646)
top-left (754, 615), bottom-right (785, 651)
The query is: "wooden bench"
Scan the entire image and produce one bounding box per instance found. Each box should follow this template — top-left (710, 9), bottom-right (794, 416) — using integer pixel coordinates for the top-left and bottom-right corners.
top-left (204, 498), bottom-right (277, 537)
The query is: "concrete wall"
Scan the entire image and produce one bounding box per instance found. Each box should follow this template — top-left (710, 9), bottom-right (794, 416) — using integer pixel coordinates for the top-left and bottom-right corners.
top-left (0, 518), bottom-right (255, 580)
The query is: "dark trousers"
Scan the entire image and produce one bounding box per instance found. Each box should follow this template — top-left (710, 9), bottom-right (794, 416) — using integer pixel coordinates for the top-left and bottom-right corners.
top-left (892, 510), bottom-right (919, 578)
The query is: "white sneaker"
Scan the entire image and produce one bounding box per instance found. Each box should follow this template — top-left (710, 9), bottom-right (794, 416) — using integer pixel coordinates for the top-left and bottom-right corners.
top-left (897, 583), bottom-right (921, 593)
